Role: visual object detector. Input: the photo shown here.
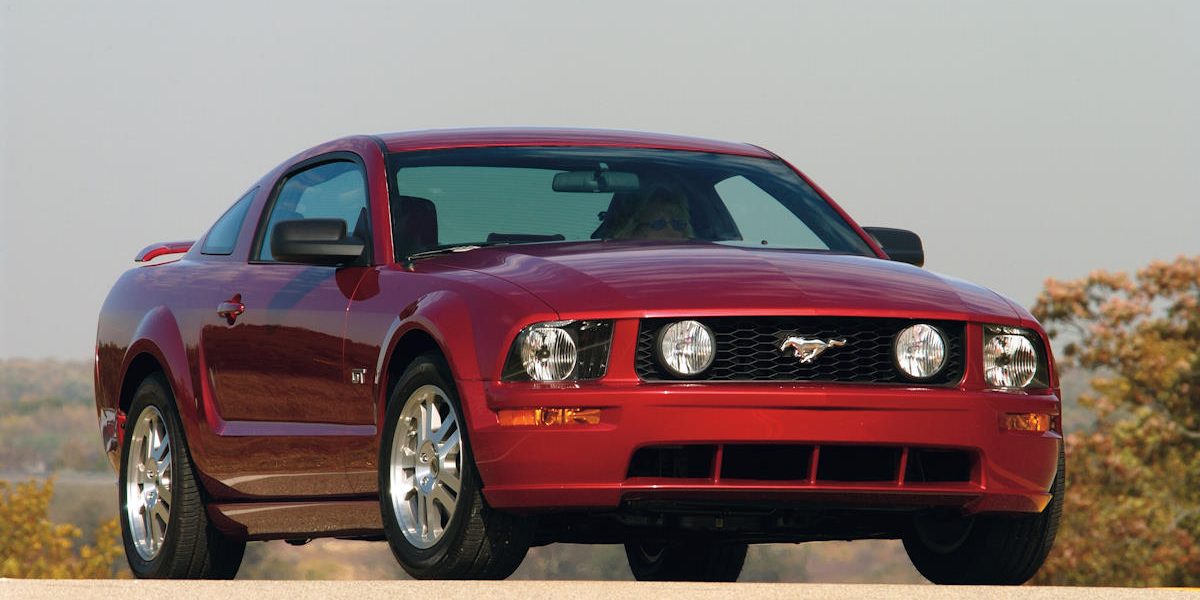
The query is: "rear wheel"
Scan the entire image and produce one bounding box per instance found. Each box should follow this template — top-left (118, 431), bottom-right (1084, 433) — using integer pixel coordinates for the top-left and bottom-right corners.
top-left (903, 446), bottom-right (1065, 584)
top-left (624, 540), bottom-right (748, 582)
top-left (119, 373), bottom-right (244, 579)
top-left (380, 354), bottom-right (532, 579)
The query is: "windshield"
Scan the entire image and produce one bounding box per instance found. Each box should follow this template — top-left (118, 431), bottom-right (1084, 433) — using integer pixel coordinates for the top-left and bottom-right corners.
top-left (387, 147), bottom-right (875, 261)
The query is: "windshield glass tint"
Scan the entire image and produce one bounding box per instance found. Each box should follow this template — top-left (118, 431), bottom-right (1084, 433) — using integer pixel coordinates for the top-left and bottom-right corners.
top-left (388, 147), bottom-right (874, 260)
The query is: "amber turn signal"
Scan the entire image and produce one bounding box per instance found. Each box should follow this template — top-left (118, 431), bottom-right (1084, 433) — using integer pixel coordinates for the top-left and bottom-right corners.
top-left (498, 408), bottom-right (601, 427)
top-left (1003, 412), bottom-right (1052, 433)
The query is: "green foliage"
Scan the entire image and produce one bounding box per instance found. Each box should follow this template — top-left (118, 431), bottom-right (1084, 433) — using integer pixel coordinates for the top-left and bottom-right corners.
top-left (1032, 256), bottom-right (1200, 586)
top-left (0, 358), bottom-right (94, 410)
top-left (0, 358), bottom-right (107, 472)
top-left (0, 478), bottom-right (124, 578)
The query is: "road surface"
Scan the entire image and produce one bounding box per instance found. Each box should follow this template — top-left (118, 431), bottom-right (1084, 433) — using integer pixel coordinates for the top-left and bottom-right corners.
top-left (0, 580), bottom-right (1194, 599)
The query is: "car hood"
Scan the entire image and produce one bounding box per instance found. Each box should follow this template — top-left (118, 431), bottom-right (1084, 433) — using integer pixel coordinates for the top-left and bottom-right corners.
top-left (420, 241), bottom-right (1019, 320)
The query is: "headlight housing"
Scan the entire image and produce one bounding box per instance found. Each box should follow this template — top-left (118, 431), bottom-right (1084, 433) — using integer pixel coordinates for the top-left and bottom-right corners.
top-left (657, 320), bottom-right (716, 377)
top-left (502, 320), bottom-right (613, 382)
top-left (893, 323), bottom-right (948, 380)
top-left (983, 326), bottom-right (1048, 389)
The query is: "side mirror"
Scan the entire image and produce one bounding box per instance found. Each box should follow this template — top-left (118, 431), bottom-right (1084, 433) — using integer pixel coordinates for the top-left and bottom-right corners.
top-left (863, 226), bottom-right (924, 267)
top-left (271, 218), bottom-right (365, 265)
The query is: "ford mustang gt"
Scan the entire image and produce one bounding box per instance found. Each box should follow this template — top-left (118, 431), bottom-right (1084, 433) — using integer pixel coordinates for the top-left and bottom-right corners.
top-left (95, 128), bottom-right (1062, 583)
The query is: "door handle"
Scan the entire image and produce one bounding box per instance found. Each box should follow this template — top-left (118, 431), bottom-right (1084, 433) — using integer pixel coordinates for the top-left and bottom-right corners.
top-left (217, 295), bottom-right (245, 324)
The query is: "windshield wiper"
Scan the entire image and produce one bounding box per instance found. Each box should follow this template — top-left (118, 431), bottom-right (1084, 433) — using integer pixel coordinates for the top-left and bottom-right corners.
top-left (405, 243), bottom-right (503, 265)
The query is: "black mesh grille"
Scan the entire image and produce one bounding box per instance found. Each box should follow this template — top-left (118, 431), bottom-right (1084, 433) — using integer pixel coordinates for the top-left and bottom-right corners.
top-left (636, 317), bottom-right (964, 384)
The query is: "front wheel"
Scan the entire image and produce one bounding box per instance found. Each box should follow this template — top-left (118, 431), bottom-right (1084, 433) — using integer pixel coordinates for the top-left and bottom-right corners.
top-left (903, 446), bottom-right (1065, 585)
top-left (379, 354), bottom-right (532, 579)
top-left (624, 540), bottom-right (748, 581)
top-left (119, 373), bottom-right (245, 578)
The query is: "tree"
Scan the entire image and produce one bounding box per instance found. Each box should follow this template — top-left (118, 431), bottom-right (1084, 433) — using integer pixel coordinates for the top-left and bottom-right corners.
top-left (0, 478), bottom-right (125, 578)
top-left (1031, 255), bottom-right (1200, 586)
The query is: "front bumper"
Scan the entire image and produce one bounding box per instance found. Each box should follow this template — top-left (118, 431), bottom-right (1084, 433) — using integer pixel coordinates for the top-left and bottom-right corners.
top-left (464, 380), bottom-right (1061, 515)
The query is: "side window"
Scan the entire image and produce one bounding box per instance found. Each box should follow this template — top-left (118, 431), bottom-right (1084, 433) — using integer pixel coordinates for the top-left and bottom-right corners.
top-left (201, 188), bottom-right (257, 255)
top-left (714, 176), bottom-right (829, 250)
top-left (256, 160), bottom-right (369, 261)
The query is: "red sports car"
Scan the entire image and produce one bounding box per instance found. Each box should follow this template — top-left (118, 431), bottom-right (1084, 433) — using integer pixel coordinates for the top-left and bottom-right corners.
top-left (95, 128), bottom-right (1062, 583)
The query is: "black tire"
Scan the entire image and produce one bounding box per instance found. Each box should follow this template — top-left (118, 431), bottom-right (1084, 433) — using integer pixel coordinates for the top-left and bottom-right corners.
top-left (380, 354), bottom-right (532, 579)
top-left (903, 445), bottom-right (1065, 585)
top-left (624, 541), bottom-right (748, 582)
top-left (119, 373), bottom-right (245, 579)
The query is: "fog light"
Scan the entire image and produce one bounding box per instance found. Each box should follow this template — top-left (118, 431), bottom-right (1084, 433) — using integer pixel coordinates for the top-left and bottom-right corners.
top-left (894, 323), bottom-right (947, 380)
top-left (1003, 412), bottom-right (1051, 433)
top-left (498, 408), bottom-right (601, 427)
top-left (658, 320), bottom-right (716, 377)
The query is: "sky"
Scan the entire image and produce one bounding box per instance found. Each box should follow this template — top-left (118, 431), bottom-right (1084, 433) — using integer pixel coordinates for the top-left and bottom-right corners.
top-left (1, 1), bottom-right (1197, 359)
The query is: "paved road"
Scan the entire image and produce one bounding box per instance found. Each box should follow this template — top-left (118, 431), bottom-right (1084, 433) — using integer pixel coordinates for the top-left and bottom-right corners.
top-left (1, 580), bottom-right (1195, 599)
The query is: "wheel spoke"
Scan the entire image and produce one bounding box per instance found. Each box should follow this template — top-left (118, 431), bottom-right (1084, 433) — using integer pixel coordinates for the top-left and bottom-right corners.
top-left (431, 483), bottom-right (456, 512)
top-left (398, 445), bottom-right (416, 469)
top-left (423, 398), bottom-right (437, 442)
top-left (437, 429), bottom-right (459, 459)
top-left (157, 481), bottom-right (172, 506)
top-left (151, 507), bottom-right (167, 552)
top-left (434, 411), bottom-right (456, 443)
top-left (421, 493), bottom-right (439, 540)
top-left (140, 504), bottom-right (153, 548)
top-left (438, 469), bottom-right (461, 495)
top-left (417, 403), bottom-right (430, 445)
top-left (415, 492), bottom-right (428, 538)
top-left (152, 432), bottom-right (170, 461)
top-left (152, 500), bottom-right (170, 533)
top-left (156, 450), bottom-right (171, 477)
top-left (428, 508), bottom-right (445, 541)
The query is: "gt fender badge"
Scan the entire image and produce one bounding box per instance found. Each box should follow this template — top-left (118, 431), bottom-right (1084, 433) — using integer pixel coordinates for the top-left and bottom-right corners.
top-left (780, 337), bottom-right (847, 364)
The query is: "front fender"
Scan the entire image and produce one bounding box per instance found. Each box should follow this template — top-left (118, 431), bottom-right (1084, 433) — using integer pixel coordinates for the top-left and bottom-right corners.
top-left (373, 290), bottom-right (496, 427)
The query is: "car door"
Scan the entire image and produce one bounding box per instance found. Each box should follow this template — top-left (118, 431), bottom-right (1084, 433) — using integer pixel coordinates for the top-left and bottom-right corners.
top-left (199, 154), bottom-right (377, 498)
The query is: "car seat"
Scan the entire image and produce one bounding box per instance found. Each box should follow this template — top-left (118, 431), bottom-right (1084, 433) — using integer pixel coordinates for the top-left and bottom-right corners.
top-left (393, 196), bottom-right (439, 258)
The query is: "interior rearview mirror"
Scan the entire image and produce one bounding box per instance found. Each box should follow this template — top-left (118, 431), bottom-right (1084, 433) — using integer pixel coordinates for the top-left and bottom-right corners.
top-left (863, 226), bottom-right (924, 267)
top-left (271, 218), bottom-right (365, 265)
top-left (553, 170), bottom-right (640, 193)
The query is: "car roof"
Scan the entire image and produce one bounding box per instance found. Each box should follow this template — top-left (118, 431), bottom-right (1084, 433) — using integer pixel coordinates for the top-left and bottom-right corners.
top-left (374, 127), bottom-right (775, 158)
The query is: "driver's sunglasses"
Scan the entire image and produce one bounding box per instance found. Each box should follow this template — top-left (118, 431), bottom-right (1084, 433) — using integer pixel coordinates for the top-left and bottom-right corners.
top-left (641, 218), bottom-right (687, 232)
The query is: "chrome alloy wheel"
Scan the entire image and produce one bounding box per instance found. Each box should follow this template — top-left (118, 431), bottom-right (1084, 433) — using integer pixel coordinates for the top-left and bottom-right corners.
top-left (124, 405), bottom-right (173, 560)
top-left (390, 384), bottom-right (463, 549)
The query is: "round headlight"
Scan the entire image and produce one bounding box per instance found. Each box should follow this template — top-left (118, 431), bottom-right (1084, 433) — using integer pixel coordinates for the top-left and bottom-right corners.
top-left (520, 327), bottom-right (577, 381)
top-left (894, 324), bottom-right (947, 380)
top-left (658, 320), bottom-right (716, 377)
top-left (984, 333), bottom-right (1038, 388)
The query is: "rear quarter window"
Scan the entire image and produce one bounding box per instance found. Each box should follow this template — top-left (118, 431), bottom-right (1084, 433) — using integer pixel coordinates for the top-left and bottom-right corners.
top-left (201, 188), bottom-right (257, 255)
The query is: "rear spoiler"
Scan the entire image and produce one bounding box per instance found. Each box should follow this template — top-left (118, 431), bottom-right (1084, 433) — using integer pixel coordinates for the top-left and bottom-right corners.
top-left (135, 241), bottom-right (194, 263)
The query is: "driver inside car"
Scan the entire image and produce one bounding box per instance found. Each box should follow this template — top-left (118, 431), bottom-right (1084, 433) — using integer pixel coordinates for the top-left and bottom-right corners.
top-left (611, 186), bottom-right (695, 240)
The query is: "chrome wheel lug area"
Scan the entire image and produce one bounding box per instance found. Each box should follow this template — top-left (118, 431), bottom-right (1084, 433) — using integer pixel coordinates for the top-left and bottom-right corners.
top-left (124, 406), bottom-right (172, 562)
top-left (390, 384), bottom-right (463, 549)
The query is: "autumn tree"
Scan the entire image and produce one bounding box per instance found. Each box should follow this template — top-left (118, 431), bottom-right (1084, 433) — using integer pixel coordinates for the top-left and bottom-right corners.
top-left (0, 478), bottom-right (125, 578)
top-left (1031, 255), bottom-right (1200, 586)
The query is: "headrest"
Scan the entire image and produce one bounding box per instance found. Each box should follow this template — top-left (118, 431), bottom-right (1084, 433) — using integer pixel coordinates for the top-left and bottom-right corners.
top-left (393, 196), bottom-right (438, 257)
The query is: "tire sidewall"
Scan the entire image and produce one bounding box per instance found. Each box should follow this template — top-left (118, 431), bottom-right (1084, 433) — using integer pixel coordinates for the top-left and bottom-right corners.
top-left (118, 374), bottom-right (186, 577)
top-left (379, 356), bottom-right (479, 572)
top-left (626, 543), bottom-right (670, 580)
top-left (903, 444), bottom-right (1066, 584)
top-left (625, 541), bottom-right (747, 582)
